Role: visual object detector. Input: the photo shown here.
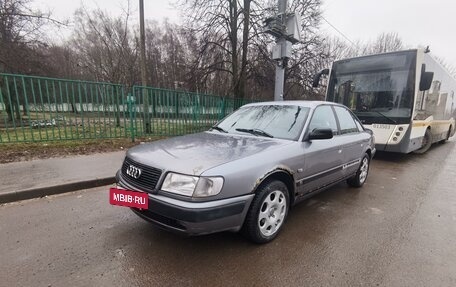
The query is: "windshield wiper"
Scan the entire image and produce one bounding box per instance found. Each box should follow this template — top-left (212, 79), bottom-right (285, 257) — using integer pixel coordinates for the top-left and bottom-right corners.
top-left (210, 126), bottom-right (228, 133)
top-left (371, 111), bottom-right (397, 125)
top-left (235, 128), bottom-right (274, 138)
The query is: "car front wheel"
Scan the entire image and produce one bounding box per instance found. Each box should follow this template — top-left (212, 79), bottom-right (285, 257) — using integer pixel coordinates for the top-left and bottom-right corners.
top-left (242, 180), bottom-right (289, 244)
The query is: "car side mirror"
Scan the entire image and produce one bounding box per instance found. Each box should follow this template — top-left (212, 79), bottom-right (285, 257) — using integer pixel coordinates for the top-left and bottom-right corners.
top-left (364, 128), bottom-right (374, 136)
top-left (419, 72), bottom-right (434, 91)
top-left (312, 68), bottom-right (329, 88)
top-left (308, 128), bottom-right (333, 140)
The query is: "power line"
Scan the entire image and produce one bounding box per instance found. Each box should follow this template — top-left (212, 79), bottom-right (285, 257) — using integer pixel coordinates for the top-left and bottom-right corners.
top-left (321, 16), bottom-right (357, 47)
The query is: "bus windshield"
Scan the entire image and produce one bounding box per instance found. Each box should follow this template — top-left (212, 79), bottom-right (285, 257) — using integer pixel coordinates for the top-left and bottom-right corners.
top-left (326, 51), bottom-right (416, 124)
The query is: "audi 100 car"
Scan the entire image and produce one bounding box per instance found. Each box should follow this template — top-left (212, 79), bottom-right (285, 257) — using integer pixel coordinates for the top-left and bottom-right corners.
top-left (112, 101), bottom-right (375, 243)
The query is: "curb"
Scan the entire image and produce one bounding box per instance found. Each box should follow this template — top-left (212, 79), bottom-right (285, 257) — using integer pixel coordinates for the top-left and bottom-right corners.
top-left (0, 177), bottom-right (116, 204)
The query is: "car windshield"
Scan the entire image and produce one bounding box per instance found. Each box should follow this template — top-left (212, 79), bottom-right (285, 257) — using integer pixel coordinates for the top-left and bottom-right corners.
top-left (326, 51), bottom-right (416, 124)
top-left (214, 105), bottom-right (310, 140)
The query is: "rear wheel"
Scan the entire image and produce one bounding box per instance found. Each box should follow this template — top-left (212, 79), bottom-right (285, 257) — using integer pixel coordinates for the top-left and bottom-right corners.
top-left (414, 129), bottom-right (432, 154)
top-left (440, 127), bottom-right (452, 144)
top-left (347, 154), bottom-right (370, 188)
top-left (242, 180), bottom-right (289, 244)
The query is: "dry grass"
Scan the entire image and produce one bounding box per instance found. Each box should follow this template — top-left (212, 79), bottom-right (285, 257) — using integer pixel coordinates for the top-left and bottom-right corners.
top-left (0, 137), bottom-right (164, 164)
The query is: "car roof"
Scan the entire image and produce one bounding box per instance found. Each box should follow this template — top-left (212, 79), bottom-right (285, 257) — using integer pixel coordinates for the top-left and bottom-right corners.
top-left (242, 100), bottom-right (344, 109)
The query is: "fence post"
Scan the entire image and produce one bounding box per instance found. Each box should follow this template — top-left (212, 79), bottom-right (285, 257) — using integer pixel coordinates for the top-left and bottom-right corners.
top-left (175, 91), bottom-right (179, 117)
top-left (221, 97), bottom-right (226, 119)
top-left (127, 90), bottom-right (136, 142)
top-left (143, 86), bottom-right (151, 134)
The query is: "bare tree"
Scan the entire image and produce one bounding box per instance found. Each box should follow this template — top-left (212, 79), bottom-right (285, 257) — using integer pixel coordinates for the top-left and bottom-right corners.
top-left (363, 32), bottom-right (403, 55)
top-left (0, 0), bottom-right (67, 73)
top-left (0, 0), bottom-right (67, 122)
top-left (70, 4), bottom-right (138, 85)
top-left (68, 3), bottom-right (138, 125)
top-left (435, 56), bottom-right (456, 79)
top-left (177, 0), bottom-right (322, 100)
top-left (178, 0), bottom-right (249, 98)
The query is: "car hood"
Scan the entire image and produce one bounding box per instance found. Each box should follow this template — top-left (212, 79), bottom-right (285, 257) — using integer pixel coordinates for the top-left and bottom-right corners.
top-left (126, 132), bottom-right (292, 175)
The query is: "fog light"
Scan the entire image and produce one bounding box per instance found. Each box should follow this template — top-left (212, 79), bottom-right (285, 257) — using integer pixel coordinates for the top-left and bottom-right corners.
top-left (393, 137), bottom-right (398, 141)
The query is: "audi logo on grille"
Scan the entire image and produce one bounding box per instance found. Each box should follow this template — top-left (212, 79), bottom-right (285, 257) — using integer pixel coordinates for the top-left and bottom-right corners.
top-left (126, 165), bottom-right (142, 179)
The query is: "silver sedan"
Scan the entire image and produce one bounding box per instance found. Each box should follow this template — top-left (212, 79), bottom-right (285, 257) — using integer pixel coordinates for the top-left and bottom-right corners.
top-left (115, 101), bottom-right (375, 243)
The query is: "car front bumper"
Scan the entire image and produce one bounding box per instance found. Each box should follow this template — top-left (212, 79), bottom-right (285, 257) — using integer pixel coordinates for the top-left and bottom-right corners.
top-left (117, 171), bottom-right (254, 236)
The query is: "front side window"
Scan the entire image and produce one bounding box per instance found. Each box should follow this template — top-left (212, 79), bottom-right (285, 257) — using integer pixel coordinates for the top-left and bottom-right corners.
top-left (308, 105), bottom-right (338, 135)
top-left (334, 106), bottom-right (358, 134)
top-left (216, 105), bottom-right (310, 140)
top-left (327, 51), bottom-right (416, 125)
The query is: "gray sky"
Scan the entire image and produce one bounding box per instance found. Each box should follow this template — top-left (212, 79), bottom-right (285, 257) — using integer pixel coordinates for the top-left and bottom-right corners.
top-left (320, 0), bottom-right (456, 67)
top-left (34, 0), bottom-right (179, 22)
top-left (32, 0), bottom-right (179, 41)
top-left (33, 0), bottom-right (456, 67)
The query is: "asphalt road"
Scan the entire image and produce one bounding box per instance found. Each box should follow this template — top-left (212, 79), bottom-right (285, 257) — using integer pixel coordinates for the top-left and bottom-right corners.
top-left (1, 141), bottom-right (455, 287)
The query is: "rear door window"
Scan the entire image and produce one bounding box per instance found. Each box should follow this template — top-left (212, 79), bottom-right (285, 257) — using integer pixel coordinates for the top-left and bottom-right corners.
top-left (334, 106), bottom-right (359, 134)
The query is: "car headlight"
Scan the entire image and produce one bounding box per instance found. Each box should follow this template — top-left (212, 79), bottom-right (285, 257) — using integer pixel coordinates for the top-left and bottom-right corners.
top-left (161, 173), bottom-right (224, 197)
top-left (161, 173), bottom-right (199, 196)
top-left (193, 177), bottom-right (224, 197)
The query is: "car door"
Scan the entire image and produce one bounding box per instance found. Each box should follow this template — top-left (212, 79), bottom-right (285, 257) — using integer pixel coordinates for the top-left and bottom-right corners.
top-left (333, 106), bottom-right (368, 176)
top-left (296, 105), bottom-right (345, 194)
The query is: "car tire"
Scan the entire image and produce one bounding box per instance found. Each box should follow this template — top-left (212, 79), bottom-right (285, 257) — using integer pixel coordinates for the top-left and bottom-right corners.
top-left (414, 129), bottom-right (432, 154)
top-left (347, 154), bottom-right (370, 188)
top-left (242, 180), bottom-right (289, 244)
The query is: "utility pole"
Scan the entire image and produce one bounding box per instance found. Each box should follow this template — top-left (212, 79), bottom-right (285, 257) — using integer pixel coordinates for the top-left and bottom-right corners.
top-left (274, 0), bottom-right (287, 101)
top-left (139, 0), bottom-right (150, 133)
top-left (264, 0), bottom-right (301, 101)
top-left (139, 0), bottom-right (147, 87)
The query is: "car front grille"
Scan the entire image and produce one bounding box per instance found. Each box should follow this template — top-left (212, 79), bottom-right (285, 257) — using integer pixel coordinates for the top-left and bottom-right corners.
top-left (121, 157), bottom-right (162, 193)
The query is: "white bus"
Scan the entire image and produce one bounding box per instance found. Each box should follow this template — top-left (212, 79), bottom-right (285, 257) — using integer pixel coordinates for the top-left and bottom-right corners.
top-left (313, 49), bottom-right (456, 153)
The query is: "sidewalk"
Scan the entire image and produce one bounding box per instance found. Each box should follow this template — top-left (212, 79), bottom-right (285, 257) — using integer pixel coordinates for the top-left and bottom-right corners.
top-left (0, 151), bottom-right (126, 204)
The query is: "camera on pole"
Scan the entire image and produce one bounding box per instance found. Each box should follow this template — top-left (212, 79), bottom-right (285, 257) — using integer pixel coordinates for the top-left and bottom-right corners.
top-left (264, 4), bottom-right (302, 101)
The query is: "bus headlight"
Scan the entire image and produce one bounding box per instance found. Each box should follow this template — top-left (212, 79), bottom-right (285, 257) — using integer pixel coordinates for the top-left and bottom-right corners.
top-left (388, 124), bottom-right (409, 144)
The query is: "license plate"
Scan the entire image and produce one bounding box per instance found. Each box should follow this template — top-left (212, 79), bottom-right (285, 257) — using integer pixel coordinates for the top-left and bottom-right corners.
top-left (109, 187), bottom-right (149, 209)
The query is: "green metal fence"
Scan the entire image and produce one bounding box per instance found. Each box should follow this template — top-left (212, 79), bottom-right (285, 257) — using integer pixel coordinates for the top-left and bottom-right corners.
top-left (130, 86), bottom-right (250, 139)
top-left (0, 73), bottom-right (252, 143)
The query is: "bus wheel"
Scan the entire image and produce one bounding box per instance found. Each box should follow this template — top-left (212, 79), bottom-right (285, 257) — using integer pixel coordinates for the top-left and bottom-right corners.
top-left (414, 129), bottom-right (432, 154)
top-left (439, 127), bottom-right (452, 144)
